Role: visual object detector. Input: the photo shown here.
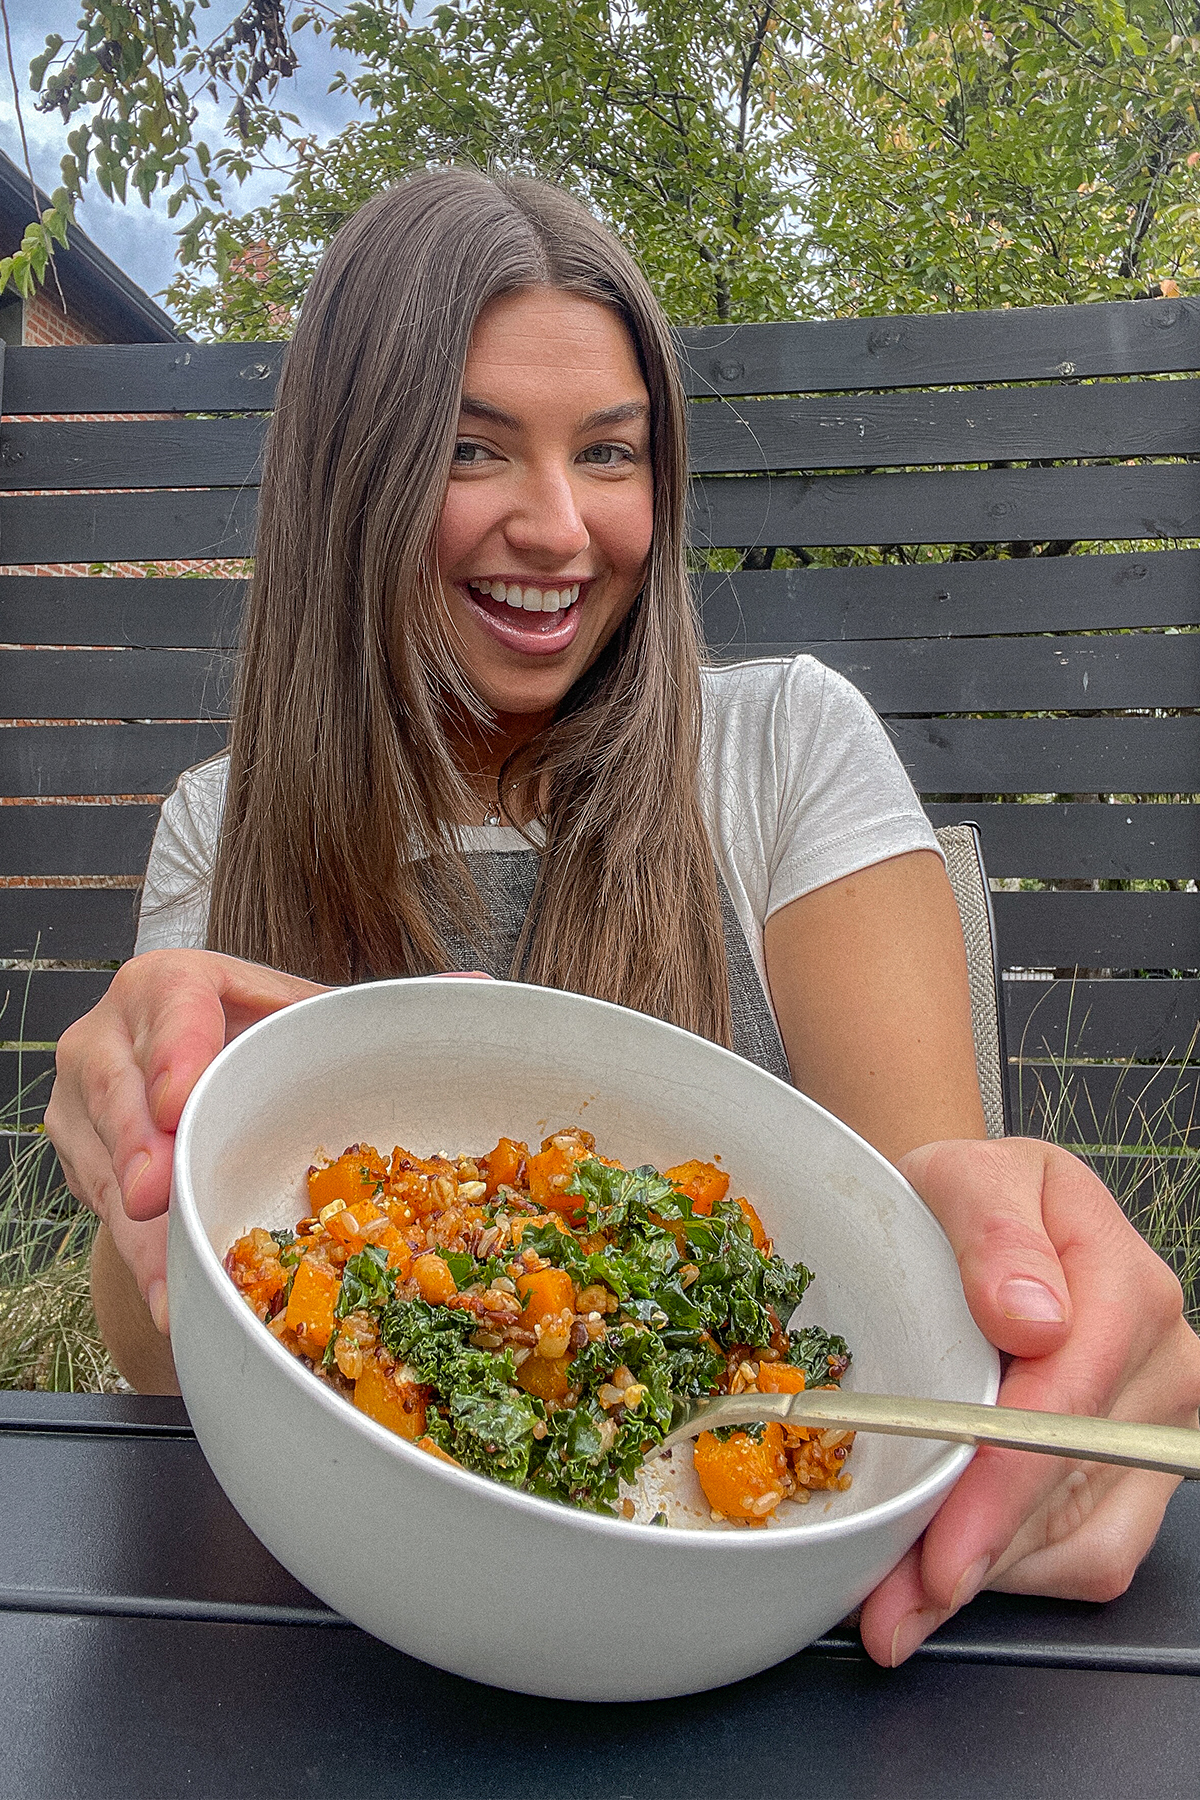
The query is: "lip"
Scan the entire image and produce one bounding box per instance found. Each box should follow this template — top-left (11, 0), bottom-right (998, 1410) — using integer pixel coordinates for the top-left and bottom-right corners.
top-left (456, 577), bottom-right (594, 658)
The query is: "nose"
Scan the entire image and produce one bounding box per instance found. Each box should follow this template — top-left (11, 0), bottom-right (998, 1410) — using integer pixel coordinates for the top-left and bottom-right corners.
top-left (503, 461), bottom-right (589, 566)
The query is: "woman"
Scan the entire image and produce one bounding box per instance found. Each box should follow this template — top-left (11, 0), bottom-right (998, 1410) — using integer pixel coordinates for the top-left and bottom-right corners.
top-left (45, 168), bottom-right (1200, 1670)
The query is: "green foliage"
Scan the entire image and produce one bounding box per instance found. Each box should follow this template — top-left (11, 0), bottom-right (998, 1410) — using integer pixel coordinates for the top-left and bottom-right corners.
top-left (162, 0), bottom-right (811, 334)
top-left (787, 1), bottom-right (1200, 314)
top-left (28, 0), bottom-right (1200, 327)
top-left (19, 2), bottom-right (1200, 321)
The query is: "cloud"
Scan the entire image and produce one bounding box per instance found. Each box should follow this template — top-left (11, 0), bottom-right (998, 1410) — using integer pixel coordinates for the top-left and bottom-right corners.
top-left (0, 0), bottom-right (365, 302)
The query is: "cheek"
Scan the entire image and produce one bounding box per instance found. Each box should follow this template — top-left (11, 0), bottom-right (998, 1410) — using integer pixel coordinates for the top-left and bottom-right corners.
top-left (436, 485), bottom-right (490, 575)
top-left (602, 485), bottom-right (655, 582)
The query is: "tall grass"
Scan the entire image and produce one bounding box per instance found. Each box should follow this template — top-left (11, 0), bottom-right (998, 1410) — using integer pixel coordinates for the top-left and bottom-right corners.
top-left (0, 1070), bottom-right (121, 1393)
top-left (1017, 1012), bottom-right (1200, 1330)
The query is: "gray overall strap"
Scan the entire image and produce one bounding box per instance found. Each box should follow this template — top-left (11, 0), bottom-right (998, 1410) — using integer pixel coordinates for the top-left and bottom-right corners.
top-left (439, 849), bottom-right (792, 1085)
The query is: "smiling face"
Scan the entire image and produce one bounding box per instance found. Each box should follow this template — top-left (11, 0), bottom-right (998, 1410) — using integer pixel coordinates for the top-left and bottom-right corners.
top-left (436, 287), bottom-right (655, 723)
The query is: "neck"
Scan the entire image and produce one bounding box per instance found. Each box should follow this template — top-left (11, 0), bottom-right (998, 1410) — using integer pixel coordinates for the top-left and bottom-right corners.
top-left (443, 701), bottom-right (555, 824)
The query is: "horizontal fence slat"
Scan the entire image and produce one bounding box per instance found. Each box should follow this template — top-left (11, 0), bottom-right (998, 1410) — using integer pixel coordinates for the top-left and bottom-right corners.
top-left (0, 889), bottom-right (138, 961)
top-left (8, 304), bottom-right (1198, 414)
top-left (12, 635), bottom-right (1191, 724)
top-left (6, 965), bottom-right (1193, 1068)
top-left (733, 635), bottom-right (1199, 714)
top-left (1, 650), bottom-right (234, 723)
top-left (688, 380), bottom-right (1200, 473)
top-left (0, 491), bottom-right (256, 564)
top-left (1015, 1060), bottom-right (1200, 1147)
top-left (3, 344), bottom-right (283, 415)
top-left (0, 968), bottom-right (114, 1041)
top-left (697, 550), bottom-right (1200, 642)
top-left (895, 717), bottom-right (1200, 793)
top-left (8, 463), bottom-right (1199, 565)
top-left (10, 382), bottom-right (1197, 489)
top-left (10, 719), bottom-right (1189, 801)
top-left (0, 419), bottom-right (268, 492)
top-left (0, 724), bottom-right (227, 798)
top-left (992, 892), bottom-right (1199, 970)
top-left (5, 551), bottom-right (1194, 654)
top-left (0, 576), bottom-right (246, 650)
top-left (0, 805), bottom-right (158, 876)
top-left (678, 298), bottom-right (1200, 396)
top-left (926, 803), bottom-right (1200, 880)
top-left (690, 464), bottom-right (1200, 551)
top-left (1, 889), bottom-right (1192, 981)
top-left (1005, 979), bottom-right (1200, 1063)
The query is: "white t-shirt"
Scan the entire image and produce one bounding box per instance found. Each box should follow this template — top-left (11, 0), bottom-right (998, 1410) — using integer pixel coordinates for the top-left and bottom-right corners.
top-left (134, 655), bottom-right (941, 1004)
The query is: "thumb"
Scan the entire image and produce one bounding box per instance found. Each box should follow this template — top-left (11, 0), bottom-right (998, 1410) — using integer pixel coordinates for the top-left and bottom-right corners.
top-left (898, 1138), bottom-right (1072, 1360)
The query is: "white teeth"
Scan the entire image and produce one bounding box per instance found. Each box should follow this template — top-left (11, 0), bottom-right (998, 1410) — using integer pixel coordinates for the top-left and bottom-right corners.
top-left (469, 580), bottom-right (582, 611)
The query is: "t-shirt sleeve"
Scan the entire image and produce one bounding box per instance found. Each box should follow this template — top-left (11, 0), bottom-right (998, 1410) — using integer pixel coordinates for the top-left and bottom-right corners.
top-left (133, 761), bottom-right (225, 954)
top-left (766, 659), bottom-right (942, 920)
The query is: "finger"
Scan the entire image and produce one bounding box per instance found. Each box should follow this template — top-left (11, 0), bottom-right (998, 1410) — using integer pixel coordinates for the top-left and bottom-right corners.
top-left (900, 1137), bottom-right (1074, 1360)
top-left (115, 954), bottom-right (322, 1220)
top-left (987, 1465), bottom-right (1179, 1602)
top-left (874, 1459), bottom-right (1179, 1668)
top-left (47, 1011), bottom-right (174, 1225)
top-left (131, 951), bottom-right (327, 1133)
top-left (858, 1539), bottom-right (953, 1667)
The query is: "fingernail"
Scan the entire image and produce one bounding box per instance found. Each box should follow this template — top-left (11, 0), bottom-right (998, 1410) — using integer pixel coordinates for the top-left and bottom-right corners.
top-left (889, 1608), bottom-right (943, 1668)
top-left (149, 1071), bottom-right (171, 1125)
top-left (146, 1279), bottom-right (170, 1336)
top-left (998, 1277), bottom-right (1066, 1323)
top-left (121, 1151), bottom-right (152, 1207)
top-left (950, 1554), bottom-right (992, 1613)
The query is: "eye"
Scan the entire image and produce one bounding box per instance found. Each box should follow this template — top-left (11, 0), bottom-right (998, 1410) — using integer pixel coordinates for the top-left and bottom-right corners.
top-left (452, 440), bottom-right (497, 466)
top-left (578, 442), bottom-right (634, 467)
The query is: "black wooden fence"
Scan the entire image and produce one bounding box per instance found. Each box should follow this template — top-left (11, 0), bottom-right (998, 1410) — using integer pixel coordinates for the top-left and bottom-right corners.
top-left (2, 297), bottom-right (1198, 1182)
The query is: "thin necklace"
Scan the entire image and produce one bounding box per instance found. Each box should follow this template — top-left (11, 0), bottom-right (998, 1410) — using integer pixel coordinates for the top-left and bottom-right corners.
top-left (482, 778), bottom-right (521, 828)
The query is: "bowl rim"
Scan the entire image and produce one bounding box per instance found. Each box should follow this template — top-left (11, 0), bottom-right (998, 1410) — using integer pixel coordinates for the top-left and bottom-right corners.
top-left (171, 975), bottom-right (1000, 1553)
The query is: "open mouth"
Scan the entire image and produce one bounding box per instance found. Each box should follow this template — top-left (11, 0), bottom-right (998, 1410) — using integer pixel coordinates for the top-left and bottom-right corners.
top-left (459, 577), bottom-right (591, 654)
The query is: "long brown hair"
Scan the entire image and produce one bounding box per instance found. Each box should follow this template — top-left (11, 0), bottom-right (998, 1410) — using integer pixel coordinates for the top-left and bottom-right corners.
top-left (207, 168), bottom-right (733, 1046)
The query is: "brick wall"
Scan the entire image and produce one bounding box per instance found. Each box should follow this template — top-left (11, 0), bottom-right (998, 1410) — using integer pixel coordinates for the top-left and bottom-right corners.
top-left (21, 288), bottom-right (107, 348)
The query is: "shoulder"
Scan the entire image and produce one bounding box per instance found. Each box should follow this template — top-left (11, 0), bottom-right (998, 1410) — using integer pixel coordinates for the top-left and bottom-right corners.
top-left (699, 654), bottom-right (866, 784)
top-left (162, 755), bottom-right (230, 851)
top-left (145, 753), bottom-right (229, 891)
top-left (700, 653), bottom-right (829, 719)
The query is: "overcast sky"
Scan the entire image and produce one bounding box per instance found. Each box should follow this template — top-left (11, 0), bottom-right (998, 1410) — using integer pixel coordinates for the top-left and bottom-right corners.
top-left (0, 1), bottom-right (369, 312)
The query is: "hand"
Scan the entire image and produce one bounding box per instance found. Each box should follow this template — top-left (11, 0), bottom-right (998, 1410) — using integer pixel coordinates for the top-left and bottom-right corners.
top-left (45, 949), bottom-right (326, 1330)
top-left (859, 1136), bottom-right (1200, 1667)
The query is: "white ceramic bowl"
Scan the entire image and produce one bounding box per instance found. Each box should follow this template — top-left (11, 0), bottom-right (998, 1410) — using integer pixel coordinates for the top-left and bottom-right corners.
top-left (168, 976), bottom-right (998, 1702)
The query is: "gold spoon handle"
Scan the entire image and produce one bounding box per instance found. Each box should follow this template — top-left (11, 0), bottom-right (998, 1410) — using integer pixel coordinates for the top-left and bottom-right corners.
top-left (659, 1389), bottom-right (1200, 1479)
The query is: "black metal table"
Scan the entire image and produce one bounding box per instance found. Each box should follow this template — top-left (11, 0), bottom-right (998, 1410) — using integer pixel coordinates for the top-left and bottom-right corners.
top-left (3, 1392), bottom-right (1198, 1800)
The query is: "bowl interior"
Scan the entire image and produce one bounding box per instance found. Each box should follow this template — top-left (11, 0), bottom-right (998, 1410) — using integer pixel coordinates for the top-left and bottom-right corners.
top-left (176, 977), bottom-right (998, 1530)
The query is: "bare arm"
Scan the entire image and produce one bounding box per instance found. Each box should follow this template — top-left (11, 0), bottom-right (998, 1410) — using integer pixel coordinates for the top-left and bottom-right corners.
top-left (763, 848), bottom-right (987, 1160)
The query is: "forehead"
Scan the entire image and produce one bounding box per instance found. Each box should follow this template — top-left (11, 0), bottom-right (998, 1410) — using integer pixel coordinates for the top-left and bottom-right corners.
top-left (463, 289), bottom-right (647, 401)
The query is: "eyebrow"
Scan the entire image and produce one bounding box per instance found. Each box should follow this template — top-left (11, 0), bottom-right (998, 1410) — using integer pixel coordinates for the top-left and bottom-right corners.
top-left (458, 395), bottom-right (650, 433)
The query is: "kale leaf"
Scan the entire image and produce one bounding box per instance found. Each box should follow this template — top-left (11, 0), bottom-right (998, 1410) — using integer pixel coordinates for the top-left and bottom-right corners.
top-left (336, 1244), bottom-right (395, 1318)
top-left (445, 1387), bottom-right (540, 1485)
top-left (438, 1249), bottom-right (477, 1287)
top-left (785, 1325), bottom-right (852, 1387)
